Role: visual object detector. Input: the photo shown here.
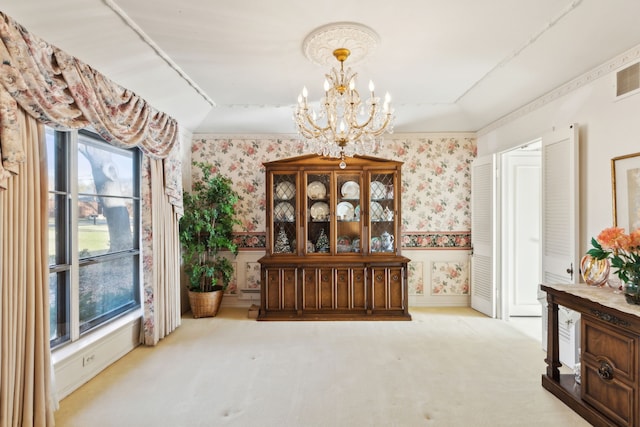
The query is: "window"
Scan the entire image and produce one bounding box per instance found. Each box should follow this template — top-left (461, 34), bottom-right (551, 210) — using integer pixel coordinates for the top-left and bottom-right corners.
top-left (47, 128), bottom-right (141, 348)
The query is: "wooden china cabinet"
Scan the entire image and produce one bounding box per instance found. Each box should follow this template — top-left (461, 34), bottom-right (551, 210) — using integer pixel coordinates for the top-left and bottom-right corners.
top-left (257, 154), bottom-right (411, 321)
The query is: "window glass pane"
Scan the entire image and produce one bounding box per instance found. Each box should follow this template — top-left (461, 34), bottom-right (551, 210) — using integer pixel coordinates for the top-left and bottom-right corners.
top-left (79, 256), bottom-right (138, 331)
top-left (49, 271), bottom-right (69, 345)
top-left (46, 129), bottom-right (56, 192)
top-left (49, 193), bottom-right (69, 265)
top-left (46, 128), bottom-right (69, 192)
top-left (49, 272), bottom-right (57, 340)
top-left (77, 139), bottom-right (134, 197)
top-left (77, 135), bottom-right (137, 257)
top-left (77, 198), bottom-right (135, 257)
top-left (48, 193), bottom-right (57, 263)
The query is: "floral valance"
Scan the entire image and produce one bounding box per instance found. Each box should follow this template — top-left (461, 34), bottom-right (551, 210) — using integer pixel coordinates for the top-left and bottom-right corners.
top-left (0, 11), bottom-right (182, 212)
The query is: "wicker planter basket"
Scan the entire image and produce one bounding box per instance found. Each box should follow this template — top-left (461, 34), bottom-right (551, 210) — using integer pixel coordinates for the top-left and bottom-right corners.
top-left (188, 289), bottom-right (224, 318)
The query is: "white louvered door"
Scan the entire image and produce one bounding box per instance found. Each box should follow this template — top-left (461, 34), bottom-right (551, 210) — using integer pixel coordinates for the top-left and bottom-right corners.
top-left (540, 124), bottom-right (580, 367)
top-left (471, 154), bottom-right (496, 317)
top-left (541, 124), bottom-right (579, 286)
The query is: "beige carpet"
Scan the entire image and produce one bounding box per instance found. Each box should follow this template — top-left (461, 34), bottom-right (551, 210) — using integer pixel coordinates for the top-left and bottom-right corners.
top-left (54, 307), bottom-right (589, 427)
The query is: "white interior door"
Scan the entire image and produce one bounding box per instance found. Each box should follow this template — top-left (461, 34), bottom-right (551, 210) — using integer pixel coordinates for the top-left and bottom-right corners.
top-left (471, 154), bottom-right (497, 317)
top-left (540, 124), bottom-right (581, 367)
top-left (503, 149), bottom-right (541, 317)
top-left (541, 124), bottom-right (579, 285)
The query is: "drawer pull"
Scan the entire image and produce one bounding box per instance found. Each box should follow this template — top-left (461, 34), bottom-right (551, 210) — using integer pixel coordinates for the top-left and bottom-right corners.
top-left (597, 361), bottom-right (614, 381)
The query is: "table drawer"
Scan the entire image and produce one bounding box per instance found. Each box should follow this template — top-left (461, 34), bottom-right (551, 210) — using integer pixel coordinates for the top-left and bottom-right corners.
top-left (583, 361), bottom-right (635, 426)
top-left (582, 317), bottom-right (638, 426)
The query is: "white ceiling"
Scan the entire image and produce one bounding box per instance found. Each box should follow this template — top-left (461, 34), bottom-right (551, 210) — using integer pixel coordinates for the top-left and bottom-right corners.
top-left (3, 0), bottom-right (640, 135)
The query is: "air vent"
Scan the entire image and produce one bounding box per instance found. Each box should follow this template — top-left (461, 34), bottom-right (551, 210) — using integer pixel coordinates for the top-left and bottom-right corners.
top-left (616, 62), bottom-right (640, 97)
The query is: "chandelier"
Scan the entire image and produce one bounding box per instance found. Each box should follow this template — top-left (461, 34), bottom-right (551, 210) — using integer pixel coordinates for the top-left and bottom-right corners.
top-left (294, 47), bottom-right (394, 168)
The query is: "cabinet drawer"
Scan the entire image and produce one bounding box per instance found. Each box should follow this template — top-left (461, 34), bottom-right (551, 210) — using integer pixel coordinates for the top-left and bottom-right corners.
top-left (581, 317), bottom-right (637, 426)
top-left (265, 270), bottom-right (281, 310)
top-left (301, 268), bottom-right (334, 310)
top-left (264, 268), bottom-right (297, 311)
top-left (370, 267), bottom-right (405, 310)
top-left (582, 362), bottom-right (634, 426)
top-left (352, 268), bottom-right (366, 309)
top-left (302, 268), bottom-right (318, 309)
top-left (583, 318), bottom-right (636, 380)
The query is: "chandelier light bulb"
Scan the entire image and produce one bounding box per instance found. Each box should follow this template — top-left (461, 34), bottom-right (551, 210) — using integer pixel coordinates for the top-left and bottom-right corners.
top-left (302, 86), bottom-right (308, 98)
top-left (384, 92), bottom-right (391, 112)
top-left (324, 79), bottom-right (330, 92)
top-left (369, 80), bottom-right (375, 92)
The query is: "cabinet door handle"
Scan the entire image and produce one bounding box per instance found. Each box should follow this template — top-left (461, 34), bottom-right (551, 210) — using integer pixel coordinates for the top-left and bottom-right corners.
top-left (597, 361), bottom-right (614, 381)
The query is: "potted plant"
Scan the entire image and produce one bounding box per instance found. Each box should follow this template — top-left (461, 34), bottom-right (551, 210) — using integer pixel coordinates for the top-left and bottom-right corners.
top-left (179, 161), bottom-right (240, 318)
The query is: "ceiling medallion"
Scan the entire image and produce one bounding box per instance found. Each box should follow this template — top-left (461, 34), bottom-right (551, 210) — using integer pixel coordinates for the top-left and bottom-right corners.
top-left (302, 22), bottom-right (380, 67)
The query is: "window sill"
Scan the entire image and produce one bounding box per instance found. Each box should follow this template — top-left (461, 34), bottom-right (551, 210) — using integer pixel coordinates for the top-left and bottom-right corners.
top-left (52, 308), bottom-right (142, 365)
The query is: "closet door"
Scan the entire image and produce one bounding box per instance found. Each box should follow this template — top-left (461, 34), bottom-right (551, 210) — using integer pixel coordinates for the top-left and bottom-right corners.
top-left (470, 154), bottom-right (497, 317)
top-left (541, 124), bottom-right (579, 285)
top-left (540, 124), bottom-right (580, 367)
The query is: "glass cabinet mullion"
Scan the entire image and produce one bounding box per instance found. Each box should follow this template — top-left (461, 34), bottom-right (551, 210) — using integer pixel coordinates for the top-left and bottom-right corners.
top-left (305, 172), bottom-right (331, 254)
top-left (272, 172), bottom-right (297, 254)
top-left (335, 172), bottom-right (362, 254)
top-left (368, 171), bottom-right (397, 254)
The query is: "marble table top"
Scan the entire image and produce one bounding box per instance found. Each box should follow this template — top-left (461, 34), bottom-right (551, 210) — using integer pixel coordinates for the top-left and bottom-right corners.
top-left (541, 283), bottom-right (640, 318)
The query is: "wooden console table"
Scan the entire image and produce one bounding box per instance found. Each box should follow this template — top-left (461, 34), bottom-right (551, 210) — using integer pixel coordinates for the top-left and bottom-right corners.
top-left (541, 283), bottom-right (640, 426)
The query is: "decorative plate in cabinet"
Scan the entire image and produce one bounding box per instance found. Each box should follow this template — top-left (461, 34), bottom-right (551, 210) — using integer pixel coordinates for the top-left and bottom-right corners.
top-left (341, 181), bottom-right (360, 199)
top-left (307, 181), bottom-right (326, 200)
top-left (275, 181), bottom-right (295, 200)
top-left (310, 202), bottom-right (329, 221)
top-left (274, 202), bottom-right (295, 222)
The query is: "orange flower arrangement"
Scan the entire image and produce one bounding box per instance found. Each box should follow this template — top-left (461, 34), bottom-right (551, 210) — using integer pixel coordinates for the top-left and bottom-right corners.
top-left (587, 227), bottom-right (640, 284)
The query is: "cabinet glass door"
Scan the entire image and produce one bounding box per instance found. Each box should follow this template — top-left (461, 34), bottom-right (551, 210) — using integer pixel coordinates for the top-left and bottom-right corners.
top-left (272, 173), bottom-right (297, 254)
top-left (336, 173), bottom-right (362, 253)
top-left (369, 172), bottom-right (396, 253)
top-left (305, 172), bottom-right (331, 254)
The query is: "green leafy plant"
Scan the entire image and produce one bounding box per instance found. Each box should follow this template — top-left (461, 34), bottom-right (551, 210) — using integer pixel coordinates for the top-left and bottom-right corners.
top-left (179, 161), bottom-right (240, 292)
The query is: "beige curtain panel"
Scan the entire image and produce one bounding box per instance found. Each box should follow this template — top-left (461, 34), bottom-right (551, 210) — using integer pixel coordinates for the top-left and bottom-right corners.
top-left (0, 11), bottom-right (183, 426)
top-left (0, 109), bottom-right (54, 426)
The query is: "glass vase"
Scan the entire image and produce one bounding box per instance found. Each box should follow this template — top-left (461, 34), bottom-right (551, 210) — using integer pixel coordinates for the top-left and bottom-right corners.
top-left (580, 254), bottom-right (610, 286)
top-left (623, 281), bottom-right (640, 305)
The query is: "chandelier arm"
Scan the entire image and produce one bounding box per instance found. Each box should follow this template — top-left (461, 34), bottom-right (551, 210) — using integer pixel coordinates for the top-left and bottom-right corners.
top-left (294, 111), bottom-right (321, 139)
top-left (347, 102), bottom-right (380, 131)
top-left (300, 109), bottom-right (331, 135)
top-left (356, 115), bottom-right (393, 138)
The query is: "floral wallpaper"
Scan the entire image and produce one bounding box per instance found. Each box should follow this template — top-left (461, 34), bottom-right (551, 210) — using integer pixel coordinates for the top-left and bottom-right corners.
top-left (431, 261), bottom-right (470, 295)
top-left (408, 261), bottom-right (424, 295)
top-left (190, 134), bottom-right (476, 296)
top-left (191, 135), bottom-right (476, 235)
top-left (245, 262), bottom-right (261, 290)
